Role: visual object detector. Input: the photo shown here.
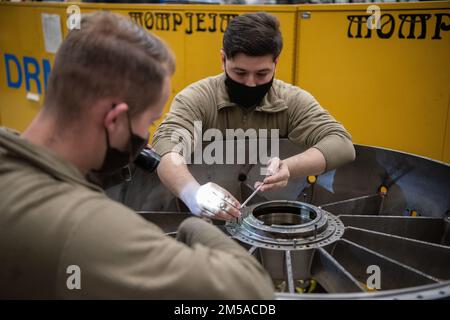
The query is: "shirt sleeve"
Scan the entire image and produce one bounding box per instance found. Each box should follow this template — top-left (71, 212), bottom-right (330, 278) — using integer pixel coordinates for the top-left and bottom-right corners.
top-left (152, 88), bottom-right (206, 159)
top-left (287, 89), bottom-right (355, 170)
top-left (56, 198), bottom-right (274, 299)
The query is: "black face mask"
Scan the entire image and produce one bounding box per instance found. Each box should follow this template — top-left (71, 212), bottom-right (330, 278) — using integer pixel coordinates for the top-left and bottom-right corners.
top-left (225, 72), bottom-right (273, 109)
top-left (94, 111), bottom-right (148, 174)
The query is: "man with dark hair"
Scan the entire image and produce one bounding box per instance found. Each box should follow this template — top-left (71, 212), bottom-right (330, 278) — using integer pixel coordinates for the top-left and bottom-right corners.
top-left (0, 11), bottom-right (274, 299)
top-left (153, 12), bottom-right (355, 220)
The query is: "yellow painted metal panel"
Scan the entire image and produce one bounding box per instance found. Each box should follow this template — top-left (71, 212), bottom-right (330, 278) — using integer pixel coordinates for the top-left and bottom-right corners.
top-left (295, 2), bottom-right (450, 162)
top-left (0, 2), bottom-right (449, 163)
top-left (0, 5), bottom-right (54, 131)
top-left (0, 3), bottom-right (297, 139)
top-left (444, 96), bottom-right (450, 164)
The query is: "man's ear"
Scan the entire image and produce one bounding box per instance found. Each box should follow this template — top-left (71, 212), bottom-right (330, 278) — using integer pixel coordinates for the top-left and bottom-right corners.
top-left (272, 56), bottom-right (280, 76)
top-left (220, 49), bottom-right (226, 71)
top-left (274, 56), bottom-right (280, 67)
top-left (103, 103), bottom-right (129, 130)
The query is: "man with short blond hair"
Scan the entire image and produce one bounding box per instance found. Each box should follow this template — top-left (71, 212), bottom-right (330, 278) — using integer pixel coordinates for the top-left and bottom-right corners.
top-left (0, 11), bottom-right (274, 299)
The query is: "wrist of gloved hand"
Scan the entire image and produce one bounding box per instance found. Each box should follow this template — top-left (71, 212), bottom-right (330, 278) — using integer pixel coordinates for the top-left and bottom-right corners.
top-left (194, 182), bottom-right (226, 218)
top-left (180, 182), bottom-right (240, 219)
top-left (179, 182), bottom-right (202, 216)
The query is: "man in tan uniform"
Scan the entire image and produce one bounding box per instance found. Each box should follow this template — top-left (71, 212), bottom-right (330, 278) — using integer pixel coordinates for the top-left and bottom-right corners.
top-left (0, 12), bottom-right (274, 299)
top-left (153, 12), bottom-right (355, 220)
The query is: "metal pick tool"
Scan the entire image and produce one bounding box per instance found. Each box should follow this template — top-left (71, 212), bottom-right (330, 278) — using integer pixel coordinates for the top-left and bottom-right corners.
top-left (237, 182), bottom-right (265, 224)
top-left (241, 182), bottom-right (265, 208)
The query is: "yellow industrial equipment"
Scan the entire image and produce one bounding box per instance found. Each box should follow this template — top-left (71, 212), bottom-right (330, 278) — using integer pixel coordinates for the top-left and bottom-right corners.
top-left (0, 2), bottom-right (449, 162)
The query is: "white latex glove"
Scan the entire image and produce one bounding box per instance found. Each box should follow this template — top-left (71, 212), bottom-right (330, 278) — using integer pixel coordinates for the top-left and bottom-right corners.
top-left (180, 182), bottom-right (241, 221)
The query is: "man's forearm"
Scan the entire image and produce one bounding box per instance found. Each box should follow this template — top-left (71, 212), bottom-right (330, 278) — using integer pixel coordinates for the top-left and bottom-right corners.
top-left (157, 152), bottom-right (241, 219)
top-left (284, 147), bottom-right (326, 178)
top-left (157, 152), bottom-right (199, 198)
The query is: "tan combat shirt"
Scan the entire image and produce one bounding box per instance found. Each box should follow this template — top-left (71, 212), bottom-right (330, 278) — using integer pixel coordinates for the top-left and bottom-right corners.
top-left (153, 73), bottom-right (355, 170)
top-left (0, 127), bottom-right (274, 299)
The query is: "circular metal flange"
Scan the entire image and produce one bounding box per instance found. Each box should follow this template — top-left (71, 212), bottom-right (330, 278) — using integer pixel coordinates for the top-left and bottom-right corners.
top-left (225, 200), bottom-right (344, 250)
